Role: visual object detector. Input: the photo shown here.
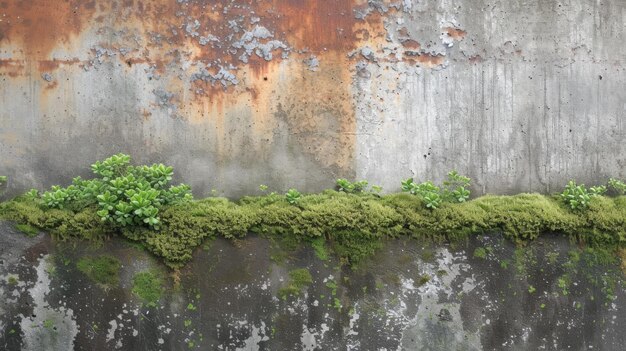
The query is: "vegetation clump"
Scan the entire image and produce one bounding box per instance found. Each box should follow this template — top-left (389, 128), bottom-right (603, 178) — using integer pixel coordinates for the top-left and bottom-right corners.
top-left (132, 271), bottom-right (164, 306)
top-left (40, 153), bottom-right (191, 228)
top-left (76, 255), bottom-right (122, 287)
top-left (0, 155), bottom-right (625, 269)
top-left (401, 170), bottom-right (471, 209)
top-left (15, 223), bottom-right (39, 237)
top-left (278, 268), bottom-right (313, 299)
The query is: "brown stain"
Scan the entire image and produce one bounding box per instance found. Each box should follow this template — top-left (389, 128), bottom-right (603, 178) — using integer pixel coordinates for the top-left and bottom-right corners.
top-left (401, 39), bottom-right (421, 50)
top-left (37, 58), bottom-right (81, 72)
top-left (263, 0), bottom-right (358, 53)
top-left (1, 0), bottom-right (365, 176)
top-left (444, 26), bottom-right (467, 40)
top-left (468, 55), bottom-right (483, 64)
top-left (275, 52), bottom-right (356, 173)
top-left (0, 0), bottom-right (97, 58)
top-left (0, 59), bottom-right (25, 77)
top-left (415, 53), bottom-right (446, 67)
top-left (44, 81), bottom-right (59, 91)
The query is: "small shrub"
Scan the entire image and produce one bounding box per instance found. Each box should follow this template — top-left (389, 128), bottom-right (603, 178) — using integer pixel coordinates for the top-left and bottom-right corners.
top-left (40, 154), bottom-right (192, 229)
top-left (77, 255), bottom-right (121, 286)
top-left (401, 171), bottom-right (471, 209)
top-left (560, 181), bottom-right (591, 211)
top-left (608, 178), bottom-right (626, 195)
top-left (0, 176), bottom-right (7, 186)
top-left (336, 179), bottom-right (369, 194)
top-left (590, 185), bottom-right (607, 196)
top-left (442, 171), bottom-right (471, 203)
top-left (401, 179), bottom-right (442, 209)
top-left (285, 189), bottom-right (301, 205)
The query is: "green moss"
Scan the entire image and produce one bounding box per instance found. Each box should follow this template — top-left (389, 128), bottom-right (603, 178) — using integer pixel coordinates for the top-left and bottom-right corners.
top-left (2, 188), bottom-right (626, 269)
top-left (76, 255), bottom-right (121, 286)
top-left (311, 237), bottom-right (329, 261)
top-left (278, 268), bottom-right (313, 299)
top-left (15, 223), bottom-right (39, 237)
top-left (7, 274), bottom-right (18, 286)
top-left (132, 271), bottom-right (164, 306)
top-left (473, 247), bottom-right (488, 259)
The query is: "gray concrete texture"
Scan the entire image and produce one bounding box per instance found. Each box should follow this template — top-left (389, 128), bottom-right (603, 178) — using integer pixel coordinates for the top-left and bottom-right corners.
top-left (1, 221), bottom-right (626, 350)
top-left (0, 0), bottom-right (624, 198)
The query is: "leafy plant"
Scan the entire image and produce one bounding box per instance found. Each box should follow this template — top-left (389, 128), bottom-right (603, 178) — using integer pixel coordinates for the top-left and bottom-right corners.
top-left (401, 179), bottom-right (442, 209)
top-left (285, 189), bottom-right (301, 205)
top-left (0, 176), bottom-right (7, 186)
top-left (560, 181), bottom-right (591, 211)
top-left (589, 185), bottom-right (607, 196)
top-left (608, 178), bottom-right (626, 195)
top-left (41, 154), bottom-right (192, 229)
top-left (442, 171), bottom-right (471, 203)
top-left (401, 171), bottom-right (471, 209)
top-left (336, 179), bottom-right (368, 194)
top-left (25, 189), bottom-right (39, 201)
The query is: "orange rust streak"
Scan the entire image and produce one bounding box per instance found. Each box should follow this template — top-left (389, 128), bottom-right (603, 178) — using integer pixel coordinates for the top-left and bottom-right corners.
top-left (37, 58), bottom-right (82, 72)
top-left (415, 53), bottom-right (446, 67)
top-left (0, 0), bottom-right (97, 58)
top-left (264, 0), bottom-right (358, 53)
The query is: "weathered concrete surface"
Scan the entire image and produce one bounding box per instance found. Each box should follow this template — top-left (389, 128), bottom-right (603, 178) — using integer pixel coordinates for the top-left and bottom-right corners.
top-left (1, 221), bottom-right (626, 350)
top-left (1, 0), bottom-right (625, 198)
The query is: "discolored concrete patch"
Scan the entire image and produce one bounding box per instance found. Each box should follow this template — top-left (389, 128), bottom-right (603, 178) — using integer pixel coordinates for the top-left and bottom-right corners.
top-left (0, 222), bottom-right (625, 350)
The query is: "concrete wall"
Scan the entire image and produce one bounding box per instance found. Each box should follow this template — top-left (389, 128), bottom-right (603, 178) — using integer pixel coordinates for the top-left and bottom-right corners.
top-left (1, 0), bottom-right (624, 198)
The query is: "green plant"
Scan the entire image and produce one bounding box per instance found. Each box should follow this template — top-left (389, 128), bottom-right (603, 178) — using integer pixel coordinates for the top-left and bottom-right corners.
top-left (336, 179), bottom-right (368, 194)
top-left (401, 171), bottom-right (471, 209)
top-left (608, 178), bottom-right (626, 195)
top-left (560, 181), bottom-right (591, 211)
top-left (0, 176), bottom-right (7, 186)
top-left (77, 255), bottom-right (122, 286)
top-left (589, 185), bottom-right (607, 197)
top-left (41, 154), bottom-right (191, 229)
top-left (473, 247), bottom-right (488, 259)
top-left (401, 179), bottom-right (441, 209)
top-left (132, 271), bottom-right (164, 306)
top-left (278, 268), bottom-right (313, 299)
top-left (15, 224), bottom-right (38, 237)
top-left (25, 189), bottom-right (39, 201)
top-left (285, 189), bottom-right (301, 205)
top-left (442, 171), bottom-right (471, 203)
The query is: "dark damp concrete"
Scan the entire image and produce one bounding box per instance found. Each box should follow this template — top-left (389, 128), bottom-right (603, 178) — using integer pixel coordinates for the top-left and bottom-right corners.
top-left (1, 220), bottom-right (625, 350)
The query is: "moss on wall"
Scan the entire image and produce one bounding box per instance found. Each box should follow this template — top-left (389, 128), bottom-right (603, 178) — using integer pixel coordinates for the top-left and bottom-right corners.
top-left (1, 191), bottom-right (625, 268)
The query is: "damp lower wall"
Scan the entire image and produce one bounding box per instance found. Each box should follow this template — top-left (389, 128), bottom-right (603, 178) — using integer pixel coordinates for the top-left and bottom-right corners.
top-left (1, 0), bottom-right (625, 198)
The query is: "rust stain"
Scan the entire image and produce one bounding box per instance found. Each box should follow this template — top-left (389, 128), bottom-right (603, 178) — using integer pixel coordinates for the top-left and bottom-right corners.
top-left (401, 39), bottom-right (421, 50)
top-left (275, 52), bottom-right (356, 172)
top-left (0, 0), bottom-right (97, 58)
top-left (0, 59), bottom-right (24, 77)
top-left (262, 0), bottom-right (358, 53)
top-left (37, 58), bottom-right (81, 72)
top-left (444, 26), bottom-right (467, 40)
top-left (415, 53), bottom-right (446, 67)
